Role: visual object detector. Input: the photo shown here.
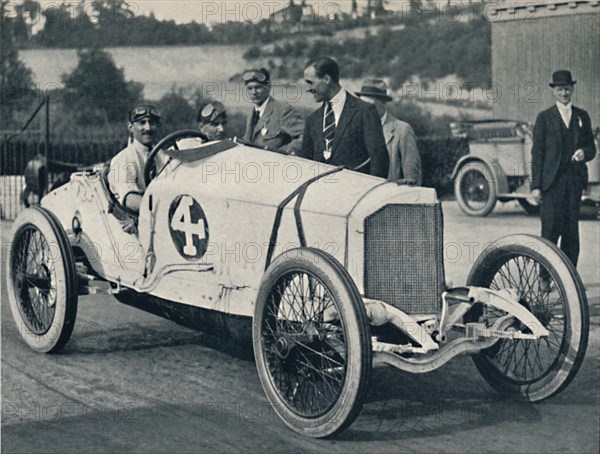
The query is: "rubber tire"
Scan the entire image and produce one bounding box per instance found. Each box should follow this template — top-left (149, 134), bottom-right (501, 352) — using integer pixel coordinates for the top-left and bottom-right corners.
top-left (6, 207), bottom-right (78, 353)
top-left (518, 198), bottom-right (540, 216)
top-left (254, 247), bottom-right (372, 438)
top-left (455, 161), bottom-right (497, 216)
top-left (466, 234), bottom-right (588, 402)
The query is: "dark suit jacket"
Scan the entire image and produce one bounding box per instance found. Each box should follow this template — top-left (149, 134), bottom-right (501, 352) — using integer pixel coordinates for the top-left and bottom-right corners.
top-left (243, 97), bottom-right (304, 155)
top-left (531, 105), bottom-right (596, 191)
top-left (299, 93), bottom-right (389, 178)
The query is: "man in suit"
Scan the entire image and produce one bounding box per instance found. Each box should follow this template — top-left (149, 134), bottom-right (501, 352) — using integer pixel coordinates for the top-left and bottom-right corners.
top-left (531, 70), bottom-right (596, 270)
top-left (355, 79), bottom-right (422, 185)
top-left (300, 57), bottom-right (389, 177)
top-left (242, 68), bottom-right (304, 155)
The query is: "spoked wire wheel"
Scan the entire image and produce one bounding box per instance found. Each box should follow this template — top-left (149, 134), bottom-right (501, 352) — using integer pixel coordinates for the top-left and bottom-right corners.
top-left (466, 234), bottom-right (588, 401)
top-left (254, 248), bottom-right (371, 438)
top-left (6, 207), bottom-right (78, 353)
top-left (455, 161), bottom-right (497, 216)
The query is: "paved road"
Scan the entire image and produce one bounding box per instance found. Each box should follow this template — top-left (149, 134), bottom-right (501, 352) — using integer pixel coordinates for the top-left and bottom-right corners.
top-left (2, 201), bottom-right (599, 453)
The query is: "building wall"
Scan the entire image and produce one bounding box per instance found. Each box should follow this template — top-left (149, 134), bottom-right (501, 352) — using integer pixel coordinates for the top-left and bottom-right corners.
top-left (491, 9), bottom-right (600, 126)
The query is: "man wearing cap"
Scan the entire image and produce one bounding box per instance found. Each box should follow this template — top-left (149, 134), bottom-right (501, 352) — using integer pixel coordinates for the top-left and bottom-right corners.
top-left (300, 56), bottom-right (389, 177)
top-left (178, 101), bottom-right (228, 149)
top-left (197, 101), bottom-right (227, 140)
top-left (108, 105), bottom-right (166, 219)
top-left (355, 79), bottom-right (422, 185)
top-left (242, 68), bottom-right (304, 155)
top-left (531, 70), bottom-right (596, 271)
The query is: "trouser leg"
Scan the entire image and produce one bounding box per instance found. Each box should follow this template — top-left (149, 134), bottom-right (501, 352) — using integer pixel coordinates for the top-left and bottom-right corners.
top-left (539, 175), bottom-right (566, 282)
top-left (540, 177), bottom-right (565, 246)
top-left (560, 172), bottom-right (583, 267)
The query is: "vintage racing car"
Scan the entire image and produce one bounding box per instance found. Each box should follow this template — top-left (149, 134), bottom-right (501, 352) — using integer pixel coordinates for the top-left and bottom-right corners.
top-left (6, 131), bottom-right (590, 437)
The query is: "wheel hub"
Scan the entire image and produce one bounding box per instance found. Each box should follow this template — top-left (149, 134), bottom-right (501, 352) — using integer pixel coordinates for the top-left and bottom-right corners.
top-left (275, 336), bottom-right (292, 359)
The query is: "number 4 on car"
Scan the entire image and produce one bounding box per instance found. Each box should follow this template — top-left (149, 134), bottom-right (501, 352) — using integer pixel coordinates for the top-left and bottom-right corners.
top-left (6, 131), bottom-right (589, 438)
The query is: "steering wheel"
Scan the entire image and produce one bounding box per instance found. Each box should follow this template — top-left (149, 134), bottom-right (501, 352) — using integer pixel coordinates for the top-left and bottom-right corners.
top-left (144, 129), bottom-right (209, 186)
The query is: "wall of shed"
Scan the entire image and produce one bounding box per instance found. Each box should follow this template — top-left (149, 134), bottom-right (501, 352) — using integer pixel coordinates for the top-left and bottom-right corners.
top-left (491, 12), bottom-right (600, 126)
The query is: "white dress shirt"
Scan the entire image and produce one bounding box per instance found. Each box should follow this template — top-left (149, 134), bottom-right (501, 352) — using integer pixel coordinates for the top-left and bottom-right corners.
top-left (556, 101), bottom-right (572, 128)
top-left (326, 89), bottom-right (347, 126)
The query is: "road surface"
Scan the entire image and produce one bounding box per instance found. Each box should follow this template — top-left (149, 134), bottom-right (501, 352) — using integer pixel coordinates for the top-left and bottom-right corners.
top-left (2, 201), bottom-right (599, 453)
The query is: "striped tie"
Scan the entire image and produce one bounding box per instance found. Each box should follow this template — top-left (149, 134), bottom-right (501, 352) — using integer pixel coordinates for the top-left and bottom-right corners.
top-left (323, 101), bottom-right (335, 158)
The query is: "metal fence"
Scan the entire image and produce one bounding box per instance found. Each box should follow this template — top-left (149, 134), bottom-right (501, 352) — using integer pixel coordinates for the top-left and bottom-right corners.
top-left (1, 132), bottom-right (124, 220)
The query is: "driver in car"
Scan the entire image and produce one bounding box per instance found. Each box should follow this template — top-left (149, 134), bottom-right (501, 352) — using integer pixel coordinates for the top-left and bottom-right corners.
top-left (198, 101), bottom-right (228, 140)
top-left (176, 101), bottom-right (228, 150)
top-left (108, 105), bottom-right (167, 215)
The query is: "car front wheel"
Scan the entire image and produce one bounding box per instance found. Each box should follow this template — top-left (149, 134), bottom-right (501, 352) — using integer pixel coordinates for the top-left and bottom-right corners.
top-left (466, 234), bottom-right (588, 402)
top-left (254, 248), bottom-right (372, 438)
top-left (455, 161), bottom-right (497, 216)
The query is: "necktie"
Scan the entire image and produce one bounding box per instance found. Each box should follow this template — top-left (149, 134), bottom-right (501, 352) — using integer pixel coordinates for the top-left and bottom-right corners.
top-left (323, 101), bottom-right (335, 160)
top-left (251, 109), bottom-right (260, 139)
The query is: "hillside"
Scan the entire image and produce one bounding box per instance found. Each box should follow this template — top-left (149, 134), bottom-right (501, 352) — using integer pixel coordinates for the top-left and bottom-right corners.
top-left (244, 18), bottom-right (491, 90)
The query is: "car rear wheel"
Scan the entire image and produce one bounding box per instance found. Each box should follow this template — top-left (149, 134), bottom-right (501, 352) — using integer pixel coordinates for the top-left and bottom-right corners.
top-left (466, 234), bottom-right (588, 402)
top-left (254, 248), bottom-right (372, 438)
top-left (6, 207), bottom-right (78, 353)
top-left (455, 161), bottom-right (497, 216)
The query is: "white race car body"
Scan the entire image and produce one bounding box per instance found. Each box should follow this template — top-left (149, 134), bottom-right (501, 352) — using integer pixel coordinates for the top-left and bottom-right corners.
top-left (42, 141), bottom-right (438, 319)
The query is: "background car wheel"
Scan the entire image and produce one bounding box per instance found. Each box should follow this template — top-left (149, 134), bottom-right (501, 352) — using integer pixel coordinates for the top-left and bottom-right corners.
top-left (518, 198), bottom-right (540, 216)
top-left (465, 234), bottom-right (588, 402)
top-left (254, 248), bottom-right (372, 438)
top-left (455, 161), bottom-right (497, 216)
top-left (5, 207), bottom-right (78, 353)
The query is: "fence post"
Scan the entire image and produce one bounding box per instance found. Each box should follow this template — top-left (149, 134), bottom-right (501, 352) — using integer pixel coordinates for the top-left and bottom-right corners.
top-left (45, 95), bottom-right (50, 191)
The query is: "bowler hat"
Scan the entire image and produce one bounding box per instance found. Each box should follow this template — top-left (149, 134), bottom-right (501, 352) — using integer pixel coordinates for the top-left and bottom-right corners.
top-left (355, 79), bottom-right (393, 102)
top-left (549, 70), bottom-right (576, 88)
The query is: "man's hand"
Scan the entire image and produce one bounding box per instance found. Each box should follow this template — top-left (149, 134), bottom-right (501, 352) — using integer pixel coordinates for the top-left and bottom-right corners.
top-left (572, 148), bottom-right (585, 162)
top-left (531, 188), bottom-right (542, 204)
top-left (120, 218), bottom-right (138, 235)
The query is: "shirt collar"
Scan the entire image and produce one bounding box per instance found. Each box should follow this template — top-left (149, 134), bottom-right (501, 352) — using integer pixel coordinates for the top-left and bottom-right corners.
top-left (380, 111), bottom-right (388, 125)
top-left (327, 89), bottom-right (346, 122)
top-left (556, 101), bottom-right (572, 112)
top-left (131, 138), bottom-right (151, 152)
top-left (255, 97), bottom-right (271, 117)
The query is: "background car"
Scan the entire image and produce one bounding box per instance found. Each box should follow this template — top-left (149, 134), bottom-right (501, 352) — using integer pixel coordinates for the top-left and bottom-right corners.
top-left (450, 120), bottom-right (600, 217)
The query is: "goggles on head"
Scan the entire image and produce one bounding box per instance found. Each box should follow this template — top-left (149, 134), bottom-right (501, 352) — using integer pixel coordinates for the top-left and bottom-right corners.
top-left (199, 102), bottom-right (226, 123)
top-left (129, 105), bottom-right (161, 123)
top-left (243, 70), bottom-right (270, 84)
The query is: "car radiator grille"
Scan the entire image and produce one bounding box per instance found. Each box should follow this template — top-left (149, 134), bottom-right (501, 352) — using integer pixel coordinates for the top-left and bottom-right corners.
top-left (364, 203), bottom-right (445, 314)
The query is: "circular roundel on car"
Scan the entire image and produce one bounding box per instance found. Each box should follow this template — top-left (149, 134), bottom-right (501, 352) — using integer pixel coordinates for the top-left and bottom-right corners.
top-left (168, 195), bottom-right (209, 260)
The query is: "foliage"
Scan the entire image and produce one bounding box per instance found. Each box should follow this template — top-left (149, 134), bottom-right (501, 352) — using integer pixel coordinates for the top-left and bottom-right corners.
top-left (387, 101), bottom-right (456, 137)
top-left (246, 18), bottom-right (492, 89)
top-left (156, 89), bottom-right (197, 132)
top-left (1, 3), bottom-right (36, 128)
top-left (61, 48), bottom-right (143, 125)
top-left (418, 137), bottom-right (469, 196)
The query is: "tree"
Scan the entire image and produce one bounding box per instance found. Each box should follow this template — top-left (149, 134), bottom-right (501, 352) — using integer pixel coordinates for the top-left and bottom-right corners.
top-left (1, 1), bottom-right (36, 128)
top-left (62, 48), bottom-right (143, 125)
top-left (156, 89), bottom-right (195, 132)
